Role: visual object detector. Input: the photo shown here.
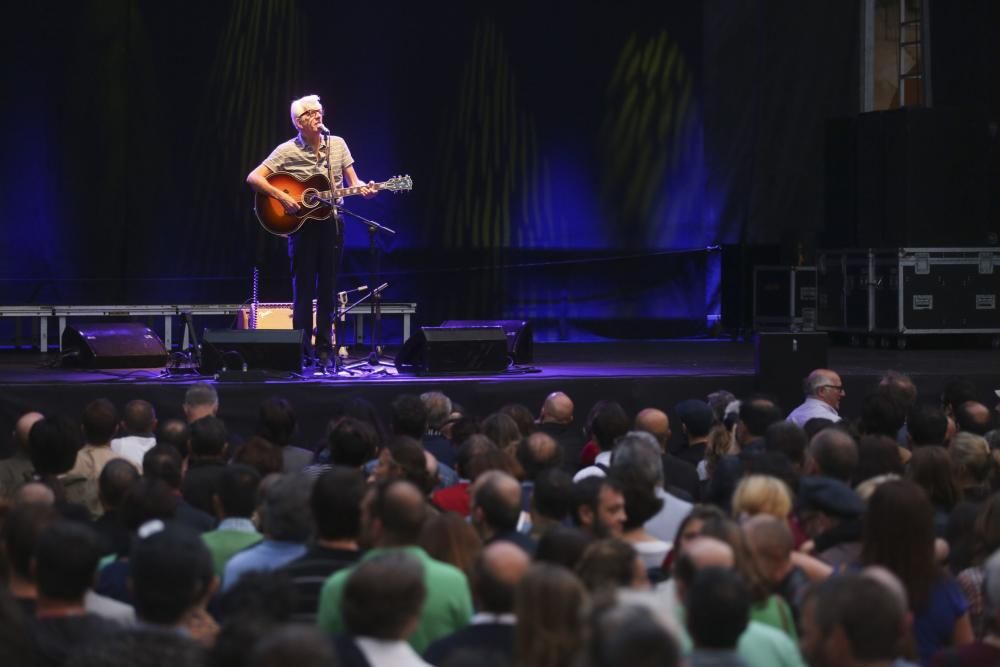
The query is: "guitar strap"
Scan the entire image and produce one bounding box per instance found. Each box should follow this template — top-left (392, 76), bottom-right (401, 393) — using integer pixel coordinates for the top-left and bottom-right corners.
top-left (324, 135), bottom-right (342, 235)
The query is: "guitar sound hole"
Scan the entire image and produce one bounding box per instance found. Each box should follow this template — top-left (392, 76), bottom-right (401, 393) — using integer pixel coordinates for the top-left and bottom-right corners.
top-left (302, 190), bottom-right (318, 208)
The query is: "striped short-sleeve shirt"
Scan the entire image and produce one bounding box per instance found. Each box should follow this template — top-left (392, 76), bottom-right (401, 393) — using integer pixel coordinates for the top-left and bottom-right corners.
top-left (261, 134), bottom-right (354, 187)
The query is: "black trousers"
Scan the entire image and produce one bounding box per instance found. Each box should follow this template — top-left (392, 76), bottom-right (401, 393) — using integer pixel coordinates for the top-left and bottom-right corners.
top-left (288, 217), bottom-right (343, 357)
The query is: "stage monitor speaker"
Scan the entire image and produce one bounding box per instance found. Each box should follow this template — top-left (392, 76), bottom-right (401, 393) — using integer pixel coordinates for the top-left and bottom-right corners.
top-left (395, 326), bottom-right (509, 374)
top-left (440, 319), bottom-right (533, 363)
top-left (61, 323), bottom-right (169, 369)
top-left (200, 329), bottom-right (303, 374)
top-left (754, 332), bottom-right (828, 412)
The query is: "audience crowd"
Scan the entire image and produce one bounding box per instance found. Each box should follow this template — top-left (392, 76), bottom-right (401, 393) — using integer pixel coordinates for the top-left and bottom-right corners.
top-left (2, 373), bottom-right (1000, 666)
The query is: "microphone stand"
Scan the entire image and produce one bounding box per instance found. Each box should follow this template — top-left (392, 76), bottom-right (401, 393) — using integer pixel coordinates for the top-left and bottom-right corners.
top-left (334, 203), bottom-right (396, 367)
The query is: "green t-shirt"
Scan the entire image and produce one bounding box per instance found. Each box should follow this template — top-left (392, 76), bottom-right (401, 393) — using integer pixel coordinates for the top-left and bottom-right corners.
top-left (201, 530), bottom-right (264, 576)
top-left (316, 545), bottom-right (473, 653)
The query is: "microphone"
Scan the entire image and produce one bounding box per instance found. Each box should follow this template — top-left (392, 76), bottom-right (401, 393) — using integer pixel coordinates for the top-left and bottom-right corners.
top-left (318, 123), bottom-right (331, 134)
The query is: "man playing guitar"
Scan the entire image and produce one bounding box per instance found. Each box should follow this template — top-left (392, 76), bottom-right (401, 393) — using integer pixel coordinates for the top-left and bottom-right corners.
top-left (246, 94), bottom-right (376, 369)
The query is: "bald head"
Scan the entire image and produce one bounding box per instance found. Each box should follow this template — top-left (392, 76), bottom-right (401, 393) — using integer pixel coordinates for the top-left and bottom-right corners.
top-left (471, 471), bottom-right (523, 538)
top-left (634, 408), bottom-right (670, 448)
top-left (684, 536), bottom-right (735, 569)
top-left (674, 536), bottom-right (735, 603)
top-left (473, 541), bottom-right (530, 614)
top-left (540, 392), bottom-right (574, 424)
top-left (518, 432), bottom-right (561, 478)
top-left (13, 412), bottom-right (44, 451)
top-left (861, 565), bottom-right (909, 611)
top-left (369, 480), bottom-right (428, 547)
top-left (481, 541), bottom-right (530, 587)
top-left (806, 369), bottom-right (844, 410)
top-left (14, 481), bottom-right (55, 507)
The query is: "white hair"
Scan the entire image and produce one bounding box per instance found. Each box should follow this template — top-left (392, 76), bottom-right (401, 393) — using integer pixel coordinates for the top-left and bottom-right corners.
top-left (290, 94), bottom-right (322, 126)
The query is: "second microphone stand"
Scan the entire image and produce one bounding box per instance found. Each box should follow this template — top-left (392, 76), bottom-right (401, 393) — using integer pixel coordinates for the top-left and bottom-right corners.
top-left (335, 204), bottom-right (396, 368)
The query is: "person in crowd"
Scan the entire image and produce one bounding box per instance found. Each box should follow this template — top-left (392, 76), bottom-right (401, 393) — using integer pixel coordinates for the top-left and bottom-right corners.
top-left (183, 382), bottom-right (220, 423)
top-left (854, 435), bottom-right (905, 486)
top-left (156, 419), bottom-right (191, 458)
top-left (613, 431), bottom-right (693, 547)
top-left (956, 402), bottom-right (993, 437)
top-left (908, 402), bottom-right (950, 449)
top-left (231, 436), bottom-right (283, 478)
top-left (308, 416), bottom-right (380, 477)
top-left (93, 458), bottom-right (140, 557)
top-left (698, 516), bottom-right (799, 640)
top-left (787, 369), bottom-right (846, 427)
top-left (906, 446), bottom-right (960, 537)
top-left (534, 524), bottom-right (595, 571)
top-left (671, 399), bottom-right (717, 468)
top-left (256, 396), bottom-right (314, 472)
top-left (249, 625), bottom-right (338, 667)
top-left (576, 400), bottom-right (630, 472)
top-left (182, 416), bottom-right (230, 515)
top-left (317, 479), bottom-right (473, 652)
top-left (634, 406), bottom-right (700, 500)
top-left (142, 444), bottom-right (215, 532)
top-left (514, 563), bottom-right (588, 667)
top-left (571, 476), bottom-right (627, 538)
top-left (536, 391), bottom-right (585, 472)
top-left (419, 510), bottom-right (482, 578)
top-left (28, 415), bottom-right (93, 512)
top-left (800, 571), bottom-right (918, 667)
top-left (707, 398), bottom-right (784, 508)
top-left (500, 403), bottom-right (536, 439)
top-left (3, 502), bottom-right (59, 614)
top-left (67, 398), bottom-right (123, 484)
top-left (421, 391), bottom-right (457, 467)
top-left (0, 411), bottom-right (43, 496)
top-left (482, 412), bottom-right (523, 463)
top-left (201, 464), bottom-right (263, 576)
top-left (130, 524), bottom-right (219, 647)
top-left (110, 399), bottom-right (157, 471)
top-left (586, 595), bottom-right (681, 667)
top-left (336, 552), bottom-right (430, 667)
top-left (431, 435), bottom-right (496, 516)
top-left (686, 567), bottom-right (752, 667)
top-left (796, 475), bottom-right (866, 568)
top-left (671, 536), bottom-right (806, 667)
top-left (743, 515), bottom-right (809, 625)
top-left (424, 541), bottom-right (529, 666)
top-left (575, 538), bottom-right (649, 593)
top-left (764, 422), bottom-right (808, 478)
top-left (281, 466), bottom-right (364, 623)
top-left (470, 470), bottom-right (535, 554)
top-left (862, 479), bottom-right (973, 663)
top-left (955, 493), bottom-right (1000, 639)
top-left (517, 431), bottom-right (562, 491)
top-left (932, 549), bottom-right (1000, 666)
top-left (732, 475), bottom-right (793, 521)
top-left (611, 465), bottom-right (671, 573)
top-left (805, 426), bottom-right (859, 483)
top-left (373, 436), bottom-right (439, 495)
top-left (30, 521), bottom-right (120, 666)
top-left (221, 473), bottom-right (313, 591)
top-left (528, 467), bottom-right (573, 539)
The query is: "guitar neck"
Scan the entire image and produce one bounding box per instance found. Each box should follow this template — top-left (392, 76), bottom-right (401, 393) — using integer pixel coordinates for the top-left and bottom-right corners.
top-left (325, 181), bottom-right (385, 199)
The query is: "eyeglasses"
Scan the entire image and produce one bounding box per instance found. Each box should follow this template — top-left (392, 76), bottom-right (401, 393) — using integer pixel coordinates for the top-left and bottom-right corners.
top-left (297, 109), bottom-right (323, 120)
top-left (819, 385), bottom-right (845, 393)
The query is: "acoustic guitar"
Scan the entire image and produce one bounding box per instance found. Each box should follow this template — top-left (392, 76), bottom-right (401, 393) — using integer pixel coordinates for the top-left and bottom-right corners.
top-left (254, 172), bottom-right (412, 236)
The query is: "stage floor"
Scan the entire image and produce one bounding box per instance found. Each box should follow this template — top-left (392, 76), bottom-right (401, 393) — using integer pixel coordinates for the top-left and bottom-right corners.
top-left (1, 341), bottom-right (997, 455)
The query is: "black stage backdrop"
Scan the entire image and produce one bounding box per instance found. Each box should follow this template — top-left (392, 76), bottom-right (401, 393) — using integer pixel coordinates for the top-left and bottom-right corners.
top-left (1, 2), bottom-right (871, 339)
